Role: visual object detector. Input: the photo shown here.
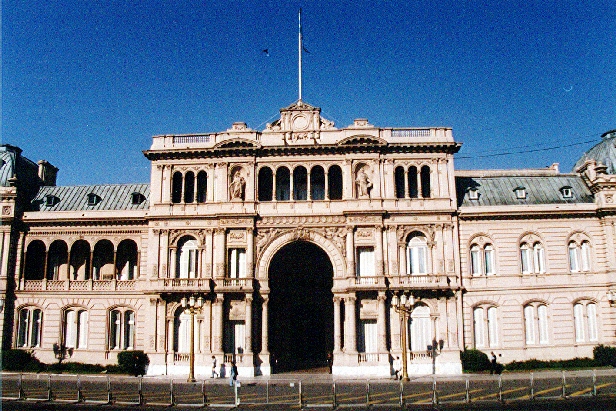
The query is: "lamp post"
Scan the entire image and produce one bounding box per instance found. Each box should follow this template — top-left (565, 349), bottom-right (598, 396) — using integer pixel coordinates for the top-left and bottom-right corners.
top-left (181, 295), bottom-right (204, 382)
top-left (391, 293), bottom-right (415, 382)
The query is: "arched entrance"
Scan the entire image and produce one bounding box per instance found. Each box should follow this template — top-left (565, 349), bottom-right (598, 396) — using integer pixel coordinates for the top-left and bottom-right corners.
top-left (268, 240), bottom-right (334, 373)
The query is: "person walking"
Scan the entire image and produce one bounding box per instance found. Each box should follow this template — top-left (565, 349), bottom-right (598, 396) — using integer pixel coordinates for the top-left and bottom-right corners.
top-left (490, 352), bottom-right (497, 375)
top-left (393, 356), bottom-right (402, 380)
top-left (211, 356), bottom-right (219, 378)
top-left (229, 360), bottom-right (238, 387)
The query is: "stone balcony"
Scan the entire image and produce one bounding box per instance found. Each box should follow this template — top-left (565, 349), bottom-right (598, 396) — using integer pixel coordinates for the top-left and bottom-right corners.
top-left (149, 278), bottom-right (211, 293)
top-left (22, 279), bottom-right (138, 292)
top-left (389, 274), bottom-right (457, 290)
top-left (214, 277), bottom-right (253, 292)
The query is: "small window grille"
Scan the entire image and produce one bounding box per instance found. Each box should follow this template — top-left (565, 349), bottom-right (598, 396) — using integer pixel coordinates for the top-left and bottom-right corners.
top-left (44, 195), bottom-right (57, 207)
top-left (468, 189), bottom-right (479, 200)
top-left (561, 187), bottom-right (572, 199)
top-left (87, 193), bottom-right (100, 206)
top-left (131, 192), bottom-right (145, 204)
top-left (514, 186), bottom-right (526, 200)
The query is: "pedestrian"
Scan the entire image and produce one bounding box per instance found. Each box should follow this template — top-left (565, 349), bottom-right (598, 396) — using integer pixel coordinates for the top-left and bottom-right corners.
top-left (393, 356), bottom-right (402, 380)
top-left (490, 352), bottom-right (497, 375)
top-left (211, 356), bottom-right (219, 378)
top-left (326, 352), bottom-right (333, 374)
top-left (229, 360), bottom-right (238, 387)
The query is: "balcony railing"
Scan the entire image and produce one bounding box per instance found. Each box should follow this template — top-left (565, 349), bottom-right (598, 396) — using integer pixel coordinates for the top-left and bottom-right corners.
top-left (358, 353), bottom-right (379, 363)
top-left (149, 278), bottom-right (211, 292)
top-left (221, 278), bottom-right (250, 288)
top-left (22, 279), bottom-right (137, 292)
top-left (174, 353), bottom-right (190, 363)
top-left (224, 353), bottom-right (243, 363)
top-left (390, 275), bottom-right (454, 288)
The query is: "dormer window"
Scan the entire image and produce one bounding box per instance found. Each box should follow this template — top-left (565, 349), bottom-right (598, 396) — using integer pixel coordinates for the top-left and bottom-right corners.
top-left (131, 192), bottom-right (145, 205)
top-left (44, 194), bottom-right (58, 207)
top-left (560, 186), bottom-right (573, 199)
top-left (87, 193), bottom-right (101, 206)
top-left (514, 186), bottom-right (526, 200)
top-left (468, 188), bottom-right (479, 200)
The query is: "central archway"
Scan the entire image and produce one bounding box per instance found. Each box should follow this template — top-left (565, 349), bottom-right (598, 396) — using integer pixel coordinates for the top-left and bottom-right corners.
top-left (268, 240), bottom-right (334, 373)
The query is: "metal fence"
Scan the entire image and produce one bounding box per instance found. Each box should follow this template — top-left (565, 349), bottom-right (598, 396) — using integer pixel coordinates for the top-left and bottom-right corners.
top-left (2, 369), bottom-right (615, 408)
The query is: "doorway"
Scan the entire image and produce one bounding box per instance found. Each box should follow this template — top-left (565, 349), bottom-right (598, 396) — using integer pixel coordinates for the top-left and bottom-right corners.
top-left (268, 240), bottom-right (334, 372)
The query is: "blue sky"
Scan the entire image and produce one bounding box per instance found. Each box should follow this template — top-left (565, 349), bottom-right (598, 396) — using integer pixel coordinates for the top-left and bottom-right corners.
top-left (3, 0), bottom-right (615, 185)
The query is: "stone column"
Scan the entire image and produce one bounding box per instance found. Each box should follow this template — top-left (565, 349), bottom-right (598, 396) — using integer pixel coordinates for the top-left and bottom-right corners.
top-left (399, 243), bottom-right (407, 276)
top-left (212, 297), bottom-right (224, 353)
top-left (344, 294), bottom-right (357, 353)
top-left (161, 165), bottom-right (171, 204)
top-left (377, 292), bottom-right (387, 353)
top-left (136, 250), bottom-right (141, 279)
top-left (324, 170), bottom-right (329, 200)
top-left (404, 169), bottom-right (410, 198)
top-left (64, 249), bottom-right (71, 281)
top-left (289, 169), bottom-right (294, 200)
top-left (333, 296), bottom-right (342, 353)
top-left (375, 226), bottom-right (384, 276)
top-left (205, 229), bottom-right (213, 278)
top-left (346, 226), bottom-right (355, 278)
top-left (214, 228), bottom-right (226, 279)
top-left (307, 172), bottom-right (312, 200)
top-left (416, 169), bottom-right (422, 199)
top-left (246, 228), bottom-right (254, 278)
top-left (390, 305), bottom-right (400, 350)
top-left (245, 295), bottom-right (253, 353)
top-left (157, 299), bottom-right (166, 352)
top-left (169, 248), bottom-right (177, 279)
top-left (261, 296), bottom-right (269, 354)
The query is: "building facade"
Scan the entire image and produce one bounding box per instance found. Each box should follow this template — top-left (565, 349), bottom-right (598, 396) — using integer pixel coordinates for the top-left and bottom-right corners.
top-left (2, 102), bottom-right (615, 377)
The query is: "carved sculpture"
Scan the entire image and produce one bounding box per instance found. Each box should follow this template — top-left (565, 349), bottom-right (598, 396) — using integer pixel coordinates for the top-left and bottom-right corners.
top-left (355, 168), bottom-right (373, 198)
top-left (229, 170), bottom-right (246, 200)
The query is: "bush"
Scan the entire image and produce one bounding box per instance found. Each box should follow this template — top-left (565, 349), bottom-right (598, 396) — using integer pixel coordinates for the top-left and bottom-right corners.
top-left (505, 357), bottom-right (596, 371)
top-left (47, 362), bottom-right (106, 374)
top-left (1, 349), bottom-right (43, 372)
top-left (594, 345), bottom-right (616, 367)
top-left (461, 349), bottom-right (491, 372)
top-left (117, 350), bottom-right (150, 376)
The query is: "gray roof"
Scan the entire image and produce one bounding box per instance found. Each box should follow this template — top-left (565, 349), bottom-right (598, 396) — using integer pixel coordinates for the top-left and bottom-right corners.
top-left (30, 184), bottom-right (150, 212)
top-left (574, 130), bottom-right (616, 173)
top-left (455, 175), bottom-right (594, 207)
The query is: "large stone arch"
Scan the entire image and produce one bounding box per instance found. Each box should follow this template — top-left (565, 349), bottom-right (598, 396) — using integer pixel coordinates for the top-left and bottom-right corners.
top-left (256, 228), bottom-right (347, 280)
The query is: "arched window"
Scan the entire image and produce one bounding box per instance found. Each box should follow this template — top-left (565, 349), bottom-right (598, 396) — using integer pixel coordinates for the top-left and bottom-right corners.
top-left (293, 166), bottom-right (308, 200)
top-left (17, 307), bottom-right (42, 348)
top-left (109, 308), bottom-right (136, 350)
top-left (183, 172), bottom-right (195, 203)
top-left (524, 303), bottom-right (549, 345)
top-left (394, 166), bottom-right (405, 199)
top-left (258, 167), bottom-right (273, 201)
top-left (64, 308), bottom-right (88, 349)
top-left (275, 167), bottom-right (290, 201)
top-left (407, 233), bottom-right (429, 275)
top-left (409, 305), bottom-right (431, 352)
top-left (328, 165), bottom-right (343, 200)
top-left (310, 166), bottom-right (325, 200)
top-left (116, 239), bottom-right (138, 280)
top-left (93, 240), bottom-right (114, 280)
top-left (574, 302), bottom-right (598, 343)
top-left (569, 240), bottom-right (591, 273)
top-left (177, 238), bottom-right (198, 278)
top-left (470, 243), bottom-right (495, 276)
top-left (172, 172), bottom-right (183, 204)
top-left (196, 171), bottom-right (207, 203)
top-left (25, 241), bottom-right (46, 280)
top-left (420, 165), bottom-right (431, 198)
top-left (47, 240), bottom-right (68, 280)
top-left (473, 305), bottom-right (498, 348)
top-left (174, 308), bottom-right (192, 353)
top-left (70, 240), bottom-right (91, 280)
top-left (408, 166), bottom-right (418, 198)
top-left (520, 241), bottom-right (545, 274)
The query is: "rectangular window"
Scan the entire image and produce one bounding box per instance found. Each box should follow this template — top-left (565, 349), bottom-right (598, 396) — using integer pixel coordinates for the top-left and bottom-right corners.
top-left (65, 310), bottom-right (77, 348)
top-left (470, 247), bottom-right (481, 276)
top-left (473, 308), bottom-right (485, 348)
top-left (574, 303), bottom-right (585, 342)
top-left (110, 310), bottom-right (121, 350)
top-left (359, 320), bottom-right (378, 353)
top-left (587, 303), bottom-right (598, 342)
top-left (357, 247), bottom-right (375, 277)
top-left (581, 243), bottom-right (591, 272)
top-left (77, 311), bottom-right (88, 348)
top-left (487, 307), bottom-right (498, 347)
top-left (228, 249), bottom-right (246, 278)
top-left (484, 247), bottom-right (495, 275)
top-left (538, 305), bottom-right (549, 344)
top-left (521, 248), bottom-right (532, 274)
top-left (524, 306), bottom-right (535, 344)
top-left (125, 311), bottom-right (135, 349)
top-left (569, 245), bottom-right (579, 272)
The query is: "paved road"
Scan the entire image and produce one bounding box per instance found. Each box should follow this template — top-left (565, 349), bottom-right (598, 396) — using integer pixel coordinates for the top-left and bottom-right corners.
top-left (3, 397), bottom-right (616, 410)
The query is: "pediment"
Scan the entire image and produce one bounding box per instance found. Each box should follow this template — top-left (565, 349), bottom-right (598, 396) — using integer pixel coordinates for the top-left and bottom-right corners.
top-left (338, 135), bottom-right (388, 146)
top-left (214, 138), bottom-right (261, 150)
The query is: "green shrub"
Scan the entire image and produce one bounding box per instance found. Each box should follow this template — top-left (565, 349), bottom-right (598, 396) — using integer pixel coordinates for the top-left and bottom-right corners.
top-left (461, 349), bottom-right (491, 372)
top-left (1, 349), bottom-right (43, 372)
top-left (505, 357), bottom-right (596, 371)
top-left (47, 362), bottom-right (106, 374)
top-left (117, 350), bottom-right (150, 376)
top-left (594, 345), bottom-right (616, 367)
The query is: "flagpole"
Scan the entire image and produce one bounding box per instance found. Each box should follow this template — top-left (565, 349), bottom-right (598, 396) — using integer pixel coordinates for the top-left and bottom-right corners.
top-left (298, 8), bottom-right (302, 101)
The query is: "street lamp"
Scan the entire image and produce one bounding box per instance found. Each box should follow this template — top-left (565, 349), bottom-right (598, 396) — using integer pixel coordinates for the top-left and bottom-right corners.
top-left (181, 294), bottom-right (204, 382)
top-left (391, 293), bottom-right (415, 381)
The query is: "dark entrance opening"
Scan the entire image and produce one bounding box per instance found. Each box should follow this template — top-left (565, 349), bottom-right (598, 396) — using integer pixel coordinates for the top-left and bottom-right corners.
top-left (268, 240), bottom-right (334, 373)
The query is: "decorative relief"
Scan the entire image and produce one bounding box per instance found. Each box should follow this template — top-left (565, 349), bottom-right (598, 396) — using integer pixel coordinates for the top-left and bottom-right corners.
top-left (347, 215), bottom-right (381, 224)
top-left (2, 206), bottom-right (11, 215)
top-left (397, 225), bottom-right (436, 244)
top-left (260, 215), bottom-right (346, 225)
top-left (228, 230), bottom-right (246, 242)
top-left (255, 226), bottom-right (347, 259)
top-left (220, 218), bottom-right (251, 226)
top-left (229, 301), bottom-right (245, 321)
top-left (606, 194), bottom-right (614, 203)
top-left (149, 336), bottom-right (155, 349)
top-left (356, 228), bottom-right (373, 239)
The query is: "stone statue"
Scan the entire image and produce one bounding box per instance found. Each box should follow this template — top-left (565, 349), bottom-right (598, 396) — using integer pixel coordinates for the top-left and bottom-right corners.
top-left (356, 169), bottom-right (373, 198)
top-left (229, 171), bottom-right (246, 200)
